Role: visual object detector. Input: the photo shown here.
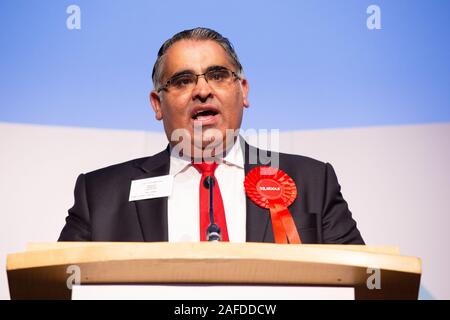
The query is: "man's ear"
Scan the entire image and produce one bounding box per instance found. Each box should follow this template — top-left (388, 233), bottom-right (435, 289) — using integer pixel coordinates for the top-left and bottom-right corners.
top-left (241, 78), bottom-right (250, 108)
top-left (150, 91), bottom-right (163, 120)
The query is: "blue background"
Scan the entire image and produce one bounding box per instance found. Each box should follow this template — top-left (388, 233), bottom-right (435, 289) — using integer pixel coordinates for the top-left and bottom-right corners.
top-left (1, 0), bottom-right (449, 131)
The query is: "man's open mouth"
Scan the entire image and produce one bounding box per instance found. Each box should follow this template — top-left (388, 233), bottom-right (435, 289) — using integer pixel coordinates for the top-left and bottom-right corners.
top-left (191, 109), bottom-right (219, 120)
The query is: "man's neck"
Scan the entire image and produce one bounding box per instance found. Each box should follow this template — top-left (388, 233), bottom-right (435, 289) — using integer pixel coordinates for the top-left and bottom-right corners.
top-left (169, 137), bottom-right (239, 163)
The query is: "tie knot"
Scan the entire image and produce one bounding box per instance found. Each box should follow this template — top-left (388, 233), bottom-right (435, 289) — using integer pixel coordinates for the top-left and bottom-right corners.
top-left (192, 162), bottom-right (218, 175)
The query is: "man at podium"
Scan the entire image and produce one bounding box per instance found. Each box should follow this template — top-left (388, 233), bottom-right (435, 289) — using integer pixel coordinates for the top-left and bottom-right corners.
top-left (59, 28), bottom-right (364, 245)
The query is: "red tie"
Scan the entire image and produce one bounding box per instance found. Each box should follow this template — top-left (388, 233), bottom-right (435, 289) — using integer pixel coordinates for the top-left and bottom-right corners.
top-left (192, 162), bottom-right (229, 241)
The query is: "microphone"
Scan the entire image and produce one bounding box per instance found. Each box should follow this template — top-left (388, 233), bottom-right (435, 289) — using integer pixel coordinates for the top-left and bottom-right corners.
top-left (203, 176), bottom-right (222, 241)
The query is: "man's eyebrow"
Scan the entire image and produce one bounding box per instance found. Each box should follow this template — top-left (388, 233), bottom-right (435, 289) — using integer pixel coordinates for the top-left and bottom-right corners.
top-left (206, 65), bottom-right (228, 72)
top-left (167, 69), bottom-right (194, 80)
top-left (168, 65), bottom-right (229, 79)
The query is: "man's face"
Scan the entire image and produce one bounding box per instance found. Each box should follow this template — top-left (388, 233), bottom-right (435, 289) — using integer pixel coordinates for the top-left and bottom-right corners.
top-left (150, 39), bottom-right (249, 156)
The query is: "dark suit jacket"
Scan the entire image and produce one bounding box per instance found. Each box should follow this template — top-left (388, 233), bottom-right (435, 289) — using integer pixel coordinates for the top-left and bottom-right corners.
top-left (59, 141), bottom-right (364, 244)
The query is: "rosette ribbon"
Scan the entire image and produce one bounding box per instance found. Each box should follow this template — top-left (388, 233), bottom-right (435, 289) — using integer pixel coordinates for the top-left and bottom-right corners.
top-left (244, 166), bottom-right (301, 244)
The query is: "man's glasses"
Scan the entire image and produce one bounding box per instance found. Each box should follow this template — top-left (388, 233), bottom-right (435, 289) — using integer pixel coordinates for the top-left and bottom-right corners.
top-left (157, 67), bottom-right (241, 93)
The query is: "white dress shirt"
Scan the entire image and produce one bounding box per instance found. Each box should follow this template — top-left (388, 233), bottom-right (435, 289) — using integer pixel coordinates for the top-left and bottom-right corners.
top-left (167, 141), bottom-right (246, 243)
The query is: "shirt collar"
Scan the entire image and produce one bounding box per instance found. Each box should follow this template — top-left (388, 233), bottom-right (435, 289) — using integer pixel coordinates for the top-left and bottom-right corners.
top-left (222, 137), bottom-right (245, 169)
top-left (169, 137), bottom-right (245, 176)
top-left (169, 150), bottom-right (191, 176)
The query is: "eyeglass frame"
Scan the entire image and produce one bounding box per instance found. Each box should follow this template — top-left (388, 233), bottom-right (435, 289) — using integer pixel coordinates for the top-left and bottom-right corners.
top-left (156, 66), bottom-right (241, 93)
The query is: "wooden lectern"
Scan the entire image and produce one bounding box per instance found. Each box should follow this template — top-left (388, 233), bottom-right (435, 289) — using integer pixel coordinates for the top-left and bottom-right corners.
top-left (6, 242), bottom-right (421, 300)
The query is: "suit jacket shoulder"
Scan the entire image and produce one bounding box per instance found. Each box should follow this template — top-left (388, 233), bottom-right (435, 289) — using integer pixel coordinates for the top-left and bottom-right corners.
top-left (276, 150), bottom-right (364, 244)
top-left (58, 149), bottom-right (170, 241)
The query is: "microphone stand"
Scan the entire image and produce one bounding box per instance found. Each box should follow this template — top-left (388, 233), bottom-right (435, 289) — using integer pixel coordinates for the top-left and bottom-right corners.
top-left (203, 176), bottom-right (222, 241)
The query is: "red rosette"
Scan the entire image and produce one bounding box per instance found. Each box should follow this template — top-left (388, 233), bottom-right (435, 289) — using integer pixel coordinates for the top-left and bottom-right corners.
top-left (244, 166), bottom-right (302, 244)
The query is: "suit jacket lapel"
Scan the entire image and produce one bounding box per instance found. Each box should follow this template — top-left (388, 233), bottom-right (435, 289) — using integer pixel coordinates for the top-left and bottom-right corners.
top-left (133, 146), bottom-right (170, 242)
top-left (242, 139), bottom-right (271, 243)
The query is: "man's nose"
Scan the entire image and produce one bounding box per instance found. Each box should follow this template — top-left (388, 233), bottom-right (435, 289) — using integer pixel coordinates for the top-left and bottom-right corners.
top-left (191, 75), bottom-right (213, 102)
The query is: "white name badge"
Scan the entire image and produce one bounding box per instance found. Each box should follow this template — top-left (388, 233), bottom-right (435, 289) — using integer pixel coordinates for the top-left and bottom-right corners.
top-left (129, 175), bottom-right (173, 201)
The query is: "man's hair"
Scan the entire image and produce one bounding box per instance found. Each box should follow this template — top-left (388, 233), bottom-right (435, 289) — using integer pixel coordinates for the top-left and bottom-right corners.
top-left (151, 27), bottom-right (243, 89)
